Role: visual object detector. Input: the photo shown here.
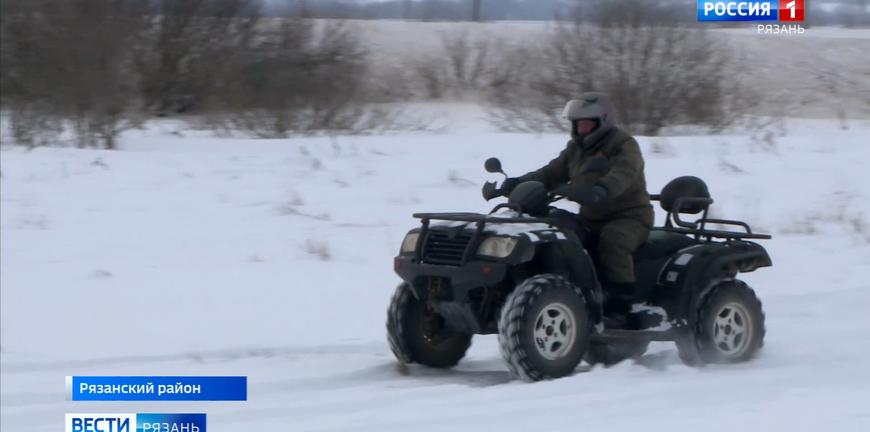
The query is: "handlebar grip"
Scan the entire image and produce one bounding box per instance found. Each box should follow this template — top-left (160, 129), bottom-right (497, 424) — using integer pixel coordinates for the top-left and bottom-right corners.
top-left (481, 181), bottom-right (502, 201)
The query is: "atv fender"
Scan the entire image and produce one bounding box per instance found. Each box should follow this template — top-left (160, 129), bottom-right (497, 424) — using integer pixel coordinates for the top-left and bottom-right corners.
top-left (658, 241), bottom-right (771, 328)
top-left (513, 236), bottom-right (604, 329)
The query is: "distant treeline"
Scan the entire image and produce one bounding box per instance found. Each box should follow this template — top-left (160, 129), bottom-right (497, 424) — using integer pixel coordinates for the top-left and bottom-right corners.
top-left (267, 0), bottom-right (870, 26)
top-left (269, 0), bottom-right (576, 21)
top-left (0, 0), bottom-right (860, 149)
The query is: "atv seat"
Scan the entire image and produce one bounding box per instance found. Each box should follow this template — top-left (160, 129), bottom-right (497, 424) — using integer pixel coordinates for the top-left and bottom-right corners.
top-left (634, 230), bottom-right (695, 261)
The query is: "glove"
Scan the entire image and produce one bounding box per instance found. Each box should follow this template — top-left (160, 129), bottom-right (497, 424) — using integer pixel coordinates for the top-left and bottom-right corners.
top-left (588, 185), bottom-right (608, 204)
top-left (501, 177), bottom-right (522, 194)
top-left (554, 184), bottom-right (608, 206)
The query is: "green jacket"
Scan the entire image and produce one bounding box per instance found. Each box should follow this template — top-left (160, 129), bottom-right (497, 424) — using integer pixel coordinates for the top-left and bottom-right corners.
top-left (519, 126), bottom-right (651, 222)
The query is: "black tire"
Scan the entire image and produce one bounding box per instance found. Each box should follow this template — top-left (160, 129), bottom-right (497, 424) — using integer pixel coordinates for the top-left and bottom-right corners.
top-left (386, 283), bottom-right (472, 368)
top-left (498, 274), bottom-right (590, 381)
top-left (585, 340), bottom-right (649, 367)
top-left (675, 336), bottom-right (703, 366)
top-left (677, 280), bottom-right (765, 366)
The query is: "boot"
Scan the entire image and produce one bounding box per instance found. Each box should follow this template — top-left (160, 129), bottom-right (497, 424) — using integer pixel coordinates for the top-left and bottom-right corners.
top-left (602, 282), bottom-right (636, 329)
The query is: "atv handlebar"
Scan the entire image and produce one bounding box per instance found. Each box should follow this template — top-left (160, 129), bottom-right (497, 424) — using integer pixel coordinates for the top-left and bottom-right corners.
top-left (481, 179), bottom-right (577, 206)
top-left (482, 155), bottom-right (606, 204)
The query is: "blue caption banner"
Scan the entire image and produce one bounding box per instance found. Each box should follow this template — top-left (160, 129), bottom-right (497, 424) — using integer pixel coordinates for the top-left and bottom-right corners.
top-left (67, 376), bottom-right (247, 401)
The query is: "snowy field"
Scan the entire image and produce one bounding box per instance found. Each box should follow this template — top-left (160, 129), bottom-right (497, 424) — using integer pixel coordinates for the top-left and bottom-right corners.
top-left (2, 116), bottom-right (870, 431)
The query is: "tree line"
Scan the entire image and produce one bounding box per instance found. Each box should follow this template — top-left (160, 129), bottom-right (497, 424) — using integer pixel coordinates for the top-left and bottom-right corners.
top-left (1, 0), bottom-right (749, 148)
top-left (1, 0), bottom-right (370, 148)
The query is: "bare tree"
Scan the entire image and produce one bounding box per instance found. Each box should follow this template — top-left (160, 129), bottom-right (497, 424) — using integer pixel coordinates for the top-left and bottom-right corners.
top-left (472, 0), bottom-right (482, 21)
top-left (413, 30), bottom-right (518, 101)
top-left (402, 0), bottom-right (412, 19)
top-left (209, 19), bottom-right (370, 137)
top-left (2, 0), bottom-right (150, 149)
top-left (2, 0), bottom-right (403, 146)
top-left (135, 0), bottom-right (260, 115)
top-left (1, 0), bottom-right (64, 146)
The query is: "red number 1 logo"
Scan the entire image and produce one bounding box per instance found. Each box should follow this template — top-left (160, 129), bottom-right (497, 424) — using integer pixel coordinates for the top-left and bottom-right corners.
top-left (779, 0), bottom-right (805, 22)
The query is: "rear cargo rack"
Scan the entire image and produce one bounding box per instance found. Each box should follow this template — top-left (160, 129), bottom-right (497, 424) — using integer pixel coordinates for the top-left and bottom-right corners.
top-left (649, 194), bottom-right (772, 241)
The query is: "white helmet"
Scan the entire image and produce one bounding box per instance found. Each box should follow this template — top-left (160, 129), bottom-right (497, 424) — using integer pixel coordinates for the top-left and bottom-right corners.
top-left (563, 92), bottom-right (614, 122)
top-left (562, 92), bottom-right (615, 146)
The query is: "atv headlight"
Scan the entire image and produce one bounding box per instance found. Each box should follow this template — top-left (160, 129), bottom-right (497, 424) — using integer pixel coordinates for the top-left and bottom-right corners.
top-left (477, 237), bottom-right (518, 258)
top-left (401, 232), bottom-right (420, 253)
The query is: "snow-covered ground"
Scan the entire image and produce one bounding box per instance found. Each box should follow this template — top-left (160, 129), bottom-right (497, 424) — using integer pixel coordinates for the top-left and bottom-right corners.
top-left (2, 117), bottom-right (870, 431)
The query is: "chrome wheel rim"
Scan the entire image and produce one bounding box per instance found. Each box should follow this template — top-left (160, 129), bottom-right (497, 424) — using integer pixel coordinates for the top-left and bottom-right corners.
top-left (712, 302), bottom-right (753, 358)
top-left (533, 303), bottom-right (576, 360)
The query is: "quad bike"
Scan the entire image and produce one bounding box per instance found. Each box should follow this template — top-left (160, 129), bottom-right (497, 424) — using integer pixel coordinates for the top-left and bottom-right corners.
top-left (387, 157), bottom-right (772, 381)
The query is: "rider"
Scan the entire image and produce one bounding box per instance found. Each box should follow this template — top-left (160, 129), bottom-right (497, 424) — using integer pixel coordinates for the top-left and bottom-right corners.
top-left (502, 93), bottom-right (654, 304)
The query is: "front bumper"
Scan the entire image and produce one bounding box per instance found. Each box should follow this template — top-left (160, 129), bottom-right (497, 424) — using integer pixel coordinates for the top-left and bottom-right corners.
top-left (393, 256), bottom-right (507, 301)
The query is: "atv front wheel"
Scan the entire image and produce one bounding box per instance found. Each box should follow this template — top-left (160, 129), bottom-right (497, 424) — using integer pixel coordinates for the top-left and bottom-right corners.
top-left (678, 280), bottom-right (765, 365)
top-left (386, 283), bottom-right (472, 368)
top-left (498, 274), bottom-right (590, 381)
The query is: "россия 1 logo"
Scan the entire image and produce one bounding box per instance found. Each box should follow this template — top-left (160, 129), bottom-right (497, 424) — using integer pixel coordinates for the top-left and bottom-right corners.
top-left (779, 0), bottom-right (805, 21)
top-left (697, 0), bottom-right (805, 21)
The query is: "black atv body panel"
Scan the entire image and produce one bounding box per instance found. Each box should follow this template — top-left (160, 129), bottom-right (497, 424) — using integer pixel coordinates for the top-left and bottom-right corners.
top-left (624, 237), bottom-right (771, 334)
top-left (664, 239), bottom-right (771, 328)
top-left (394, 211), bottom-right (604, 334)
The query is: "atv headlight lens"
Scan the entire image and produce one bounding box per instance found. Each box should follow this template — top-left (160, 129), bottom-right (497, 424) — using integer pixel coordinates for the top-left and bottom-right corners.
top-left (401, 232), bottom-right (420, 253)
top-left (477, 237), bottom-right (518, 258)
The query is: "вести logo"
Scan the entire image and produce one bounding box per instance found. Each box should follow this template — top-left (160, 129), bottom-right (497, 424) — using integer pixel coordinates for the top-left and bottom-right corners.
top-left (65, 413), bottom-right (206, 432)
top-left (65, 414), bottom-right (136, 432)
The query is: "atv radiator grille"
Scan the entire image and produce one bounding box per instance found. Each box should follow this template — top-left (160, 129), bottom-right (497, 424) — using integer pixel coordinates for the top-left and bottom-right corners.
top-left (421, 230), bottom-right (473, 265)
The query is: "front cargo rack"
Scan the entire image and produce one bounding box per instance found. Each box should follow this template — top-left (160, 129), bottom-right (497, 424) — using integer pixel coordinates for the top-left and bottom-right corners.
top-left (411, 204), bottom-right (559, 266)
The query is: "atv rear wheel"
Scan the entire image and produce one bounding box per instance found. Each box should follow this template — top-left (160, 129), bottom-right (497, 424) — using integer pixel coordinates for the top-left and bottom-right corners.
top-left (386, 283), bottom-right (472, 368)
top-left (585, 340), bottom-right (649, 367)
top-left (498, 274), bottom-right (590, 381)
top-left (677, 280), bottom-right (765, 365)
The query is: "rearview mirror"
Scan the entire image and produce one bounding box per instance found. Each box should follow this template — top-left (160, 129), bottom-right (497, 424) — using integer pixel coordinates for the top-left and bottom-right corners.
top-left (484, 157), bottom-right (504, 174)
top-left (583, 155), bottom-right (609, 174)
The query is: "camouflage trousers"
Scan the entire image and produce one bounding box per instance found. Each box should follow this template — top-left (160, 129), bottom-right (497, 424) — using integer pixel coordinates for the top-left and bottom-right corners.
top-left (586, 206), bottom-right (654, 284)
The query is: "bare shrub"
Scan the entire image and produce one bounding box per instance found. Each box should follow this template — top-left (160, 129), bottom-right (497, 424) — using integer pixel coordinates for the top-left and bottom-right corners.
top-left (134, 0), bottom-right (261, 116)
top-left (439, 30), bottom-right (491, 98)
top-left (413, 30), bottom-right (536, 103)
top-left (277, 193), bottom-right (330, 220)
top-left (16, 214), bottom-right (49, 230)
top-left (717, 156), bottom-right (745, 174)
top-left (5, 103), bottom-right (64, 148)
top-left (305, 239), bottom-right (332, 261)
top-left (780, 193), bottom-right (870, 242)
top-left (487, 0), bottom-right (750, 135)
top-left (289, 191), bottom-right (305, 207)
top-left (3, 1), bottom-right (396, 146)
top-left (447, 169), bottom-right (475, 187)
top-left (91, 269), bottom-right (114, 279)
top-left (779, 220), bottom-right (818, 235)
top-left (1, 0), bottom-right (149, 149)
top-left (208, 19), bottom-right (372, 138)
top-left (848, 215), bottom-right (870, 244)
top-left (815, 66), bottom-right (851, 131)
top-left (745, 117), bottom-right (785, 153)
